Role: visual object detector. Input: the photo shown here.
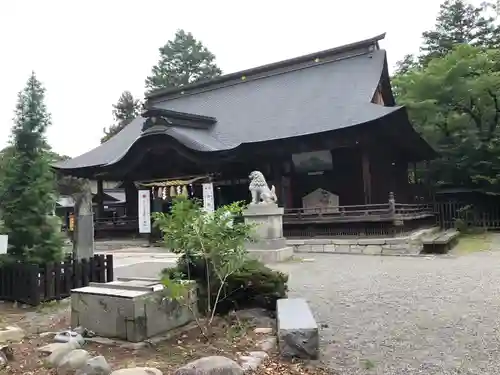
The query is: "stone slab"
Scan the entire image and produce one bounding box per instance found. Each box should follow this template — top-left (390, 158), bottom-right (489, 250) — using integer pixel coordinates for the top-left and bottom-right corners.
top-left (247, 247), bottom-right (293, 263)
top-left (277, 298), bottom-right (319, 359)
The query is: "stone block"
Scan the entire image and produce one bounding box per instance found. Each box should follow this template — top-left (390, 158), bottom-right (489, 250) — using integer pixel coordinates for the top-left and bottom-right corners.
top-left (323, 244), bottom-right (336, 253)
top-left (294, 244), bottom-right (311, 253)
top-left (349, 245), bottom-right (365, 254)
top-left (357, 238), bottom-right (386, 245)
top-left (306, 239), bottom-right (331, 245)
top-left (330, 239), bottom-right (356, 245)
top-left (335, 245), bottom-right (350, 253)
top-left (363, 245), bottom-right (383, 255)
top-left (71, 279), bottom-right (196, 342)
top-left (286, 239), bottom-right (305, 246)
top-left (277, 298), bottom-right (319, 359)
top-left (309, 245), bottom-right (324, 252)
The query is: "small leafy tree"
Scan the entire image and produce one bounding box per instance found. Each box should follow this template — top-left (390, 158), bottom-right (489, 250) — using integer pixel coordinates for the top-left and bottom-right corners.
top-left (154, 198), bottom-right (253, 336)
top-left (0, 72), bottom-right (63, 263)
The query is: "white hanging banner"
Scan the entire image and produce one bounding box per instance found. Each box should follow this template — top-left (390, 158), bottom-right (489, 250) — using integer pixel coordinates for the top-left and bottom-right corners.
top-left (202, 183), bottom-right (215, 213)
top-left (138, 189), bottom-right (151, 233)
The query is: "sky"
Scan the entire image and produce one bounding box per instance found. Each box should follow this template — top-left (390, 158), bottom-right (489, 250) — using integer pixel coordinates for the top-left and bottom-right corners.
top-left (0, 0), bottom-right (445, 158)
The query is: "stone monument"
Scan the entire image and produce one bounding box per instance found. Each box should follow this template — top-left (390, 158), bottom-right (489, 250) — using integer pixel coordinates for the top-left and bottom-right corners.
top-left (302, 188), bottom-right (339, 214)
top-left (242, 171), bottom-right (293, 263)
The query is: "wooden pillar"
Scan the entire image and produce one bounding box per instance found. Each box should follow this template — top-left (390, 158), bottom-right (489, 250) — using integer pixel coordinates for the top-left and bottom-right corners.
top-left (96, 179), bottom-right (104, 218)
top-left (361, 150), bottom-right (372, 205)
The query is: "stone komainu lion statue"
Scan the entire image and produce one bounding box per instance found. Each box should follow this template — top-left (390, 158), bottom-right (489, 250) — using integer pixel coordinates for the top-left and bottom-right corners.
top-left (248, 171), bottom-right (277, 204)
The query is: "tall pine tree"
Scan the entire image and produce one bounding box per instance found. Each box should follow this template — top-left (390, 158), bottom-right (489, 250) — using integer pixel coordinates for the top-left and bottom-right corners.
top-left (0, 72), bottom-right (63, 263)
top-left (101, 91), bottom-right (141, 143)
top-left (420, 0), bottom-right (500, 66)
top-left (145, 29), bottom-right (222, 93)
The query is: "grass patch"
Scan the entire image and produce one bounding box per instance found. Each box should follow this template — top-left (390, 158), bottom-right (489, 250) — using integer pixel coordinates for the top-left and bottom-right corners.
top-left (453, 233), bottom-right (492, 255)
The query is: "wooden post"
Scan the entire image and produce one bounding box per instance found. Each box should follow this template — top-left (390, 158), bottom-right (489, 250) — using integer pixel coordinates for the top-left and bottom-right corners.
top-left (96, 179), bottom-right (104, 219)
top-left (362, 150), bottom-right (372, 204)
top-left (106, 255), bottom-right (114, 282)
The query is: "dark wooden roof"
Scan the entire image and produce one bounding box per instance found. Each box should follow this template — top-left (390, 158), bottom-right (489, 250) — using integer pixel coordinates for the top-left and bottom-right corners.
top-left (55, 33), bottom-right (433, 171)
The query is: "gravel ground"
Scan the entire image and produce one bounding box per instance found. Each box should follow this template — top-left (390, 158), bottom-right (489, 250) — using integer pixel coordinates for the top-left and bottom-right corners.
top-left (273, 250), bottom-right (500, 375)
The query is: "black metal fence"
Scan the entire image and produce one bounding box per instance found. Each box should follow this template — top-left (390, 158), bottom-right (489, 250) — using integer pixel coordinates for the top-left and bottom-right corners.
top-left (435, 201), bottom-right (500, 230)
top-left (0, 254), bottom-right (114, 306)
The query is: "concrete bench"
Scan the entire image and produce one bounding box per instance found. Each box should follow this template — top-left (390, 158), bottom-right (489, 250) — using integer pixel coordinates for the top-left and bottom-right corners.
top-left (422, 229), bottom-right (460, 254)
top-left (277, 298), bottom-right (319, 359)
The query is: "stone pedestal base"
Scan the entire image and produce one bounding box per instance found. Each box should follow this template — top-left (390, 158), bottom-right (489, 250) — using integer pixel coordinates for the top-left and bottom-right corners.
top-left (243, 204), bottom-right (292, 263)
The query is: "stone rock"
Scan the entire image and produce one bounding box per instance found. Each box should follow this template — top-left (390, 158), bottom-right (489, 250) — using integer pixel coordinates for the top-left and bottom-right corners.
top-left (39, 331), bottom-right (57, 338)
top-left (248, 351), bottom-right (269, 360)
top-left (74, 326), bottom-right (97, 338)
top-left (39, 340), bottom-right (81, 355)
top-left (75, 356), bottom-right (112, 375)
top-left (0, 351), bottom-right (7, 369)
top-left (45, 341), bottom-right (82, 367)
top-left (278, 329), bottom-right (319, 359)
top-left (232, 308), bottom-right (275, 329)
top-left (57, 349), bottom-right (91, 374)
top-left (239, 350), bottom-right (269, 372)
top-left (277, 298), bottom-right (319, 359)
top-left (110, 368), bottom-right (163, 375)
top-left (253, 327), bottom-right (273, 334)
top-left (55, 330), bottom-right (86, 346)
top-left (174, 356), bottom-right (243, 375)
top-left (257, 337), bottom-right (277, 352)
top-left (0, 326), bottom-right (25, 343)
top-left (239, 356), bottom-right (261, 372)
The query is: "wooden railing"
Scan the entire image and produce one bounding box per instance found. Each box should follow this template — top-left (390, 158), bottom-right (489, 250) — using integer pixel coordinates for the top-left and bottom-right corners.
top-left (284, 194), bottom-right (434, 224)
top-left (94, 216), bottom-right (138, 231)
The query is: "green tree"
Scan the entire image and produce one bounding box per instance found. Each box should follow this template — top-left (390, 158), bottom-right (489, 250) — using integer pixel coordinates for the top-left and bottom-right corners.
top-left (154, 198), bottom-right (253, 335)
top-left (420, 0), bottom-right (500, 66)
top-left (0, 72), bottom-right (63, 262)
top-left (145, 29), bottom-right (222, 93)
top-left (393, 45), bottom-right (500, 190)
top-left (101, 91), bottom-right (141, 143)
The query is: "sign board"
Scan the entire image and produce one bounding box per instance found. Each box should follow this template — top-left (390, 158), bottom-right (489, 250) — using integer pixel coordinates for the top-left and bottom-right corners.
top-left (138, 189), bottom-right (151, 233)
top-left (0, 235), bottom-right (7, 255)
top-left (68, 213), bottom-right (75, 232)
top-left (202, 183), bottom-right (215, 213)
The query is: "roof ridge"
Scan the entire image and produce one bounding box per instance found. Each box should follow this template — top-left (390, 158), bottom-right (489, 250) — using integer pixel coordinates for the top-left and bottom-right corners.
top-left (147, 33), bottom-right (386, 102)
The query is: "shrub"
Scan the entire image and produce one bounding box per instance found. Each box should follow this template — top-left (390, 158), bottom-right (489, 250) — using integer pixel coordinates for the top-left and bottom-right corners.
top-left (163, 254), bottom-right (289, 315)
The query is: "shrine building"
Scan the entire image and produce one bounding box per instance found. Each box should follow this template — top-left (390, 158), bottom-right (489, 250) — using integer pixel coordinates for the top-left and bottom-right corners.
top-left (54, 33), bottom-right (436, 237)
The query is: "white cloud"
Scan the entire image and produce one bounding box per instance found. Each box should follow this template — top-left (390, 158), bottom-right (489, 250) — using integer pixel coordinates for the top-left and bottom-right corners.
top-left (0, 0), bottom-right (441, 157)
